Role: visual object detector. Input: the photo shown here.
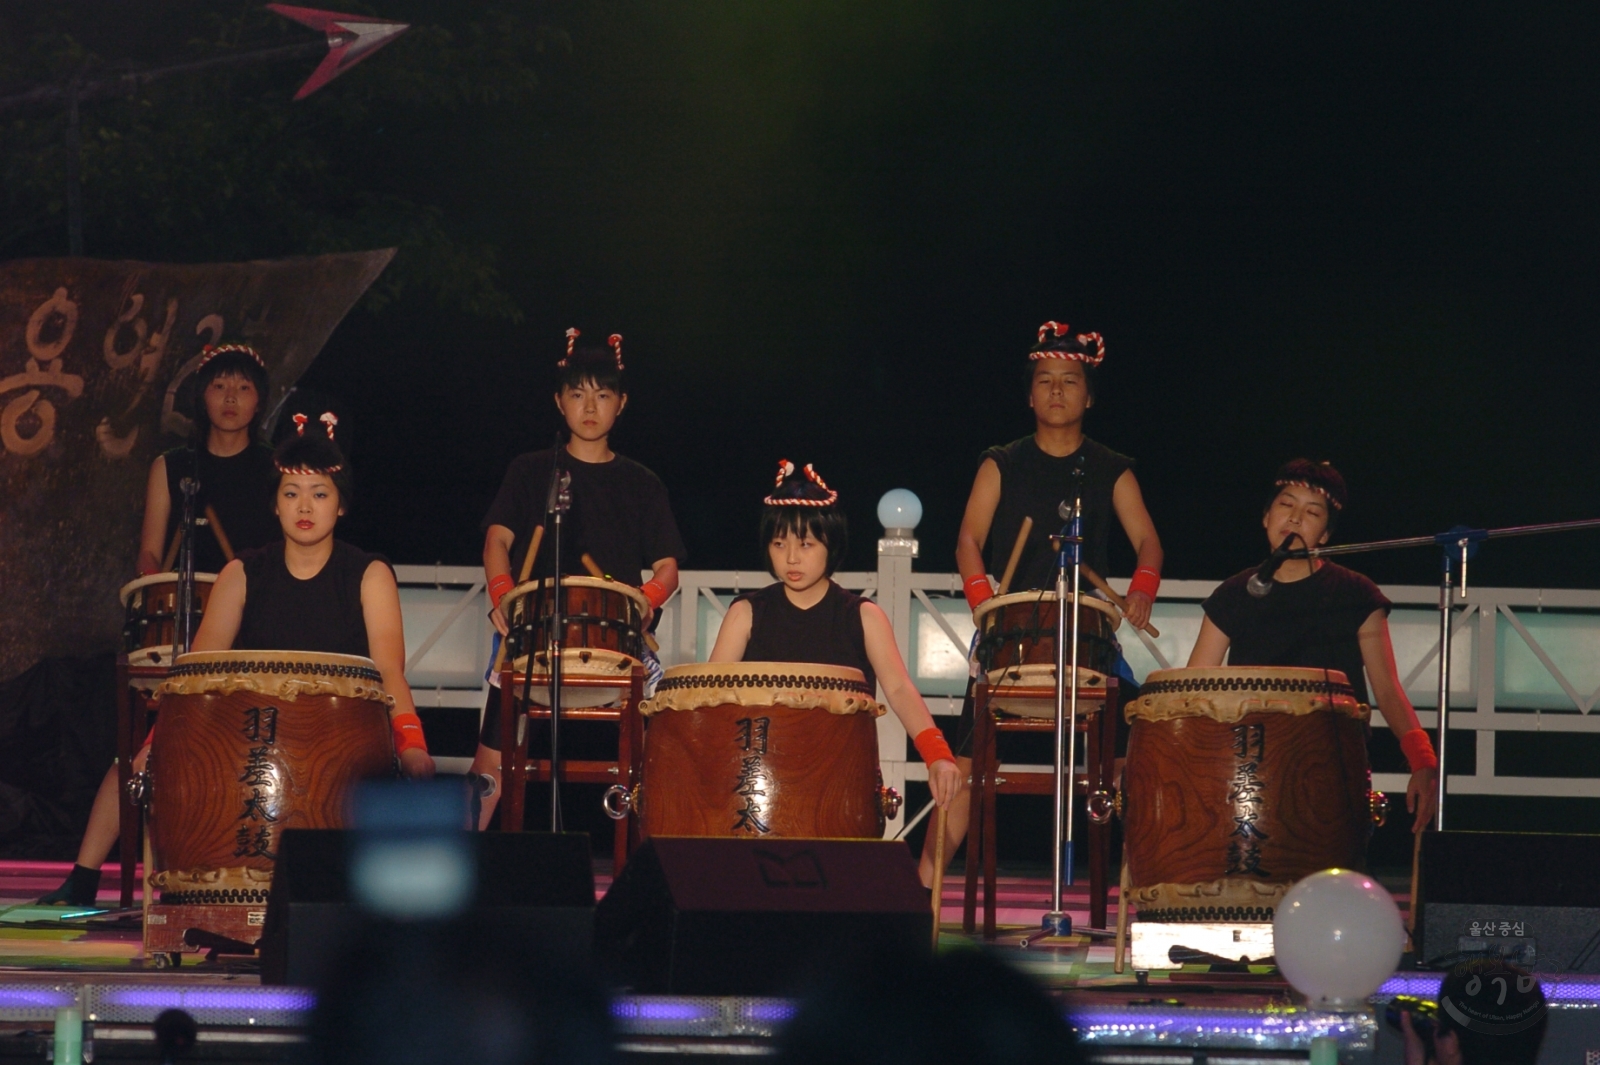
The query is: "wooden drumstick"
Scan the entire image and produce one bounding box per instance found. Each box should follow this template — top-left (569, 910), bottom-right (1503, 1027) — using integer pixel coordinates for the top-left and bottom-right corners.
top-left (160, 526), bottom-right (182, 572)
top-left (1113, 857), bottom-right (1131, 973)
top-left (203, 505), bottom-right (235, 563)
top-left (1079, 562), bottom-right (1161, 640)
top-left (1407, 822), bottom-right (1425, 944)
top-left (930, 805), bottom-right (949, 949)
top-left (491, 525), bottom-right (547, 674)
top-left (995, 517), bottom-right (1033, 597)
top-left (580, 552), bottom-right (605, 579)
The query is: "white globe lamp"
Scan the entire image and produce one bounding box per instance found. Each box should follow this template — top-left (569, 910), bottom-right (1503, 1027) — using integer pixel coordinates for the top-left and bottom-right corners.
top-left (877, 488), bottom-right (923, 536)
top-left (1273, 868), bottom-right (1406, 1010)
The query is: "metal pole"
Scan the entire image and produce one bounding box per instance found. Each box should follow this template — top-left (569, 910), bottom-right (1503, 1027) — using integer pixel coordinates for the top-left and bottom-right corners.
top-left (548, 470), bottom-right (570, 833)
top-left (1063, 499), bottom-right (1083, 895)
top-left (1434, 550), bottom-right (1452, 831)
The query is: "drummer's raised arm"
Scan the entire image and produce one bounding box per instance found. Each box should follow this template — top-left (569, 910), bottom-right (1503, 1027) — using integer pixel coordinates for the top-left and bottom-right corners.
top-left (859, 602), bottom-right (961, 806)
top-left (191, 559), bottom-right (246, 652)
top-left (137, 454), bottom-right (172, 576)
top-left (706, 600), bottom-right (753, 662)
top-left (361, 561), bottom-right (434, 778)
top-left (1187, 616), bottom-right (1231, 668)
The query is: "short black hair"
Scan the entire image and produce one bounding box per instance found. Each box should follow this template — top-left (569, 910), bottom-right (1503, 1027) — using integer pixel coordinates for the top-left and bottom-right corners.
top-left (556, 345), bottom-right (626, 396)
top-left (1024, 357), bottom-right (1097, 401)
top-left (1264, 458), bottom-right (1346, 532)
top-left (271, 431), bottom-right (354, 512)
top-left (191, 349), bottom-right (270, 440)
top-left (760, 504), bottom-right (849, 578)
top-left (1434, 959), bottom-right (1546, 1065)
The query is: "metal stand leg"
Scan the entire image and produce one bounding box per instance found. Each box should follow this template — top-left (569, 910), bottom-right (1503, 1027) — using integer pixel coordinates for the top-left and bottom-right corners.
top-left (498, 673), bottom-right (526, 832)
top-left (962, 682), bottom-right (989, 935)
top-left (116, 657), bottom-right (140, 910)
top-left (613, 667), bottom-right (644, 874)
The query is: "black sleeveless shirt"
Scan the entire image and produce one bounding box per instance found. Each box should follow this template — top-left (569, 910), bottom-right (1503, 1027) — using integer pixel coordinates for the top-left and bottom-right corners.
top-left (737, 581), bottom-right (876, 693)
top-left (162, 443), bottom-right (279, 574)
top-left (983, 435), bottom-right (1134, 591)
top-left (234, 540), bottom-right (385, 656)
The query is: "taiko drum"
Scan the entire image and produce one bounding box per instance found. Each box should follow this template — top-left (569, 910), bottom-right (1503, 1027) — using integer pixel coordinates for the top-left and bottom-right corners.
top-left (636, 662), bottom-right (890, 839)
top-left (1121, 666), bottom-right (1374, 921)
top-left (502, 576), bottom-right (650, 707)
top-left (119, 572), bottom-right (217, 671)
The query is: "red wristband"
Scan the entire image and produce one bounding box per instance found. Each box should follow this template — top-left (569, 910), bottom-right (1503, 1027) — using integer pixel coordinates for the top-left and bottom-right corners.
top-left (1127, 566), bottom-right (1160, 601)
top-left (488, 574), bottom-right (515, 610)
top-left (913, 727), bottom-right (955, 766)
top-left (391, 712), bottom-right (429, 756)
top-left (1400, 728), bottom-right (1438, 772)
top-left (963, 575), bottom-right (994, 611)
top-left (639, 579), bottom-right (670, 611)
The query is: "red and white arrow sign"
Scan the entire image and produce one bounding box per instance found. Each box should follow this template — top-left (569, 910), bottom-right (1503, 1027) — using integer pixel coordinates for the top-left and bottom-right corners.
top-left (267, 4), bottom-right (409, 100)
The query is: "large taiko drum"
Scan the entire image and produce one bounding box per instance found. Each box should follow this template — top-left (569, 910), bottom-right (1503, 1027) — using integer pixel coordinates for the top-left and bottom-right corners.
top-left (504, 576), bottom-right (650, 708)
top-left (146, 651), bottom-right (396, 909)
top-left (636, 662), bottom-right (892, 839)
top-left (120, 572), bottom-right (218, 672)
top-left (1122, 666), bottom-right (1375, 922)
top-left (973, 590), bottom-right (1120, 716)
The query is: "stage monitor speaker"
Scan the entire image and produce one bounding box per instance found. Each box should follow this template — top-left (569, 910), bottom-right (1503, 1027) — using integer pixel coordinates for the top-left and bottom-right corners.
top-left (594, 836), bottom-right (930, 995)
top-left (1417, 830), bottom-right (1600, 972)
top-left (260, 829), bottom-right (595, 986)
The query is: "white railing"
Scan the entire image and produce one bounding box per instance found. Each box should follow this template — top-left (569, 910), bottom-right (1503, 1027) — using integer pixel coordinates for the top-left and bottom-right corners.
top-left (393, 549), bottom-right (1600, 827)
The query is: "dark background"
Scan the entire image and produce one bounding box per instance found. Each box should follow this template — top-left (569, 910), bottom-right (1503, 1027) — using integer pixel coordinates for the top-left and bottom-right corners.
top-left (316, 2), bottom-right (1600, 585)
top-left (9, 1), bottom-right (1600, 582)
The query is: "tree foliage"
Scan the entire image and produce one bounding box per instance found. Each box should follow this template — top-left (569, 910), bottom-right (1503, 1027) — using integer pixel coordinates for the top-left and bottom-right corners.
top-left (0, 1), bottom-right (571, 320)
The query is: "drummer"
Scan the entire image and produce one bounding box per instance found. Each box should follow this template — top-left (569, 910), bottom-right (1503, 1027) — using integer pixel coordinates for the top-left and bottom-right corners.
top-left (708, 460), bottom-right (962, 883)
top-left (927, 322), bottom-right (1165, 882)
top-left (187, 413), bottom-right (434, 772)
top-left (470, 329), bottom-right (687, 828)
top-left (1187, 459), bottom-right (1438, 830)
top-left (42, 343), bottom-right (282, 906)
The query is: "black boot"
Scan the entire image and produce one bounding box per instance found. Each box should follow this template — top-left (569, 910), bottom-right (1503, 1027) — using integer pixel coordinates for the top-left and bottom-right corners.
top-left (38, 864), bottom-right (102, 906)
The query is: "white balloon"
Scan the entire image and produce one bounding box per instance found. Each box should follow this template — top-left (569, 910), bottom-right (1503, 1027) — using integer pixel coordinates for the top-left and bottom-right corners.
top-left (1273, 868), bottom-right (1405, 1010)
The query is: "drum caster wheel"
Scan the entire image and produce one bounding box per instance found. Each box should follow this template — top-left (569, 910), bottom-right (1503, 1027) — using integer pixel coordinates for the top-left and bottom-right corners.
top-left (152, 951), bottom-right (183, 970)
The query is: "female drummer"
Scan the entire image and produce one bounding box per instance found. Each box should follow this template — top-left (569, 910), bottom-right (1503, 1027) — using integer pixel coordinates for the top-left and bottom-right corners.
top-left (471, 329), bottom-right (686, 828)
top-left (928, 322), bottom-right (1165, 882)
top-left (188, 413), bottom-right (434, 777)
top-left (1188, 459), bottom-right (1439, 831)
top-left (708, 460), bottom-right (962, 884)
top-left (137, 343), bottom-right (279, 575)
top-left (42, 343), bottom-right (282, 905)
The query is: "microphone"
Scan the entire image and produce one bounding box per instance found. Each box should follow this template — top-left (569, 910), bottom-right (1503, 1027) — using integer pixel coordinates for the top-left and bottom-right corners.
top-left (1246, 534), bottom-right (1302, 598)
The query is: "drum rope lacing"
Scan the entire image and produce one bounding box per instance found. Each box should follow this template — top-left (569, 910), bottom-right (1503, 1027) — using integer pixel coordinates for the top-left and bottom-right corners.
top-left (1139, 676), bottom-right (1355, 698)
top-left (1136, 906), bottom-right (1279, 923)
top-left (654, 672), bottom-right (873, 696)
top-left (166, 659), bottom-right (383, 683)
top-left (158, 888), bottom-right (271, 906)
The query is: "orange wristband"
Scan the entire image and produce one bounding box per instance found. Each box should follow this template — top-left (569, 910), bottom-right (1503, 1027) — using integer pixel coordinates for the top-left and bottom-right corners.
top-left (913, 727), bottom-right (955, 766)
top-left (963, 575), bottom-right (994, 611)
top-left (640, 579), bottom-right (670, 611)
top-left (391, 712), bottom-right (428, 755)
top-left (488, 574), bottom-right (515, 610)
top-left (1128, 566), bottom-right (1160, 601)
top-left (1400, 728), bottom-right (1437, 772)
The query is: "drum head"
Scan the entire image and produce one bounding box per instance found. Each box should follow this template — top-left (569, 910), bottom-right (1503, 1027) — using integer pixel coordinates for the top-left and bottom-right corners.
top-left (972, 589), bottom-right (1120, 631)
top-left (119, 571), bottom-right (218, 607)
top-left (503, 576), bottom-right (650, 618)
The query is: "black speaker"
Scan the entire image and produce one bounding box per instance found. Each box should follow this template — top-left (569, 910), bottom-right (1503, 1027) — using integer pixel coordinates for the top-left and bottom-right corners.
top-left (594, 837), bottom-right (931, 995)
top-left (260, 830), bottom-right (595, 986)
top-left (1418, 830), bottom-right (1600, 971)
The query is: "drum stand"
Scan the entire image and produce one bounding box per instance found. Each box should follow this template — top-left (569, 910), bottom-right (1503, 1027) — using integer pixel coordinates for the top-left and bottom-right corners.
top-left (522, 465), bottom-right (573, 832)
top-left (1023, 465), bottom-right (1086, 945)
top-left (1283, 515), bottom-right (1600, 830)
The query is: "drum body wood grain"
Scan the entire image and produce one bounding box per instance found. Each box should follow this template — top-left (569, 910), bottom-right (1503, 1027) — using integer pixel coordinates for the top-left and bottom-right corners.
top-left (145, 651), bottom-right (394, 951)
top-left (504, 576), bottom-right (649, 707)
top-left (637, 663), bottom-right (887, 839)
top-left (1122, 666), bottom-right (1372, 921)
top-left (119, 572), bottom-right (217, 672)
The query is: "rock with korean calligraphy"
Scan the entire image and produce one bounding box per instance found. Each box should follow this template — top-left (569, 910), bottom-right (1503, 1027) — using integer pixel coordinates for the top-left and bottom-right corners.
top-left (1122, 666), bottom-right (1373, 922)
top-left (0, 252), bottom-right (392, 684)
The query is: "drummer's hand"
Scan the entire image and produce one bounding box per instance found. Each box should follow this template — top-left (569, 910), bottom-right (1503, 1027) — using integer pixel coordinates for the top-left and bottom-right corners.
top-left (642, 605), bottom-right (655, 629)
top-left (928, 758), bottom-right (962, 808)
top-left (399, 748), bottom-right (436, 779)
top-left (1123, 590), bottom-right (1153, 631)
top-left (489, 604), bottom-right (509, 637)
top-left (1407, 766), bottom-right (1438, 833)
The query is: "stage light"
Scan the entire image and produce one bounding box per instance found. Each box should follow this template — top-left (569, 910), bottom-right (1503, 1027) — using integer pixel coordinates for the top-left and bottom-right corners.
top-left (1274, 869), bottom-right (1406, 1010)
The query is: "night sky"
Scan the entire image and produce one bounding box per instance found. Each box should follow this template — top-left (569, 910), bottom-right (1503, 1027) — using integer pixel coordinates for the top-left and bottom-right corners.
top-left (293, 3), bottom-right (1600, 587)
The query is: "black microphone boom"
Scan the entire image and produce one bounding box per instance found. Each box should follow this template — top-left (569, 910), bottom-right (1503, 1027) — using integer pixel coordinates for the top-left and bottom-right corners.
top-left (1246, 534), bottom-right (1302, 598)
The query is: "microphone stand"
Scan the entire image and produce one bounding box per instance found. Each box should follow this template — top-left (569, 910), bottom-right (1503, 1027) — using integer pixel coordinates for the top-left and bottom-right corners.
top-left (174, 477), bottom-right (200, 655)
top-left (1038, 463), bottom-right (1085, 940)
top-left (1280, 515), bottom-right (1600, 830)
top-left (544, 463), bottom-right (572, 833)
